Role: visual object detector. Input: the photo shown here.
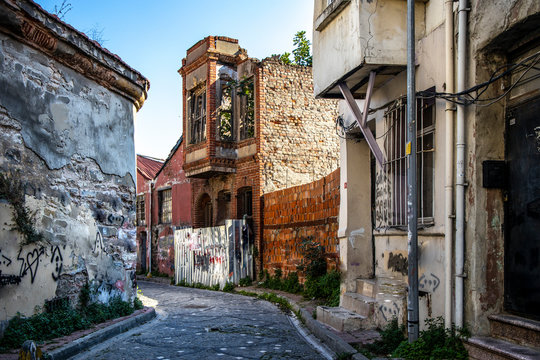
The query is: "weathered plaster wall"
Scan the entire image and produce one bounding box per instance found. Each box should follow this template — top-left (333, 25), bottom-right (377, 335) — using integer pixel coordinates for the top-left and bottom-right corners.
top-left (0, 29), bottom-right (138, 321)
top-left (259, 60), bottom-right (340, 194)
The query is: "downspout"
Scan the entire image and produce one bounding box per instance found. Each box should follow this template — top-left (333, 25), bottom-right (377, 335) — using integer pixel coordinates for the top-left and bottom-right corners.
top-left (147, 180), bottom-right (154, 276)
top-left (444, 0), bottom-right (455, 329)
top-left (455, 0), bottom-right (468, 329)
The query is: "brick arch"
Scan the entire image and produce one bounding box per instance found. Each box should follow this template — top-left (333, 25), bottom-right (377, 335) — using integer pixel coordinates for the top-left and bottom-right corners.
top-left (194, 192), bottom-right (212, 228)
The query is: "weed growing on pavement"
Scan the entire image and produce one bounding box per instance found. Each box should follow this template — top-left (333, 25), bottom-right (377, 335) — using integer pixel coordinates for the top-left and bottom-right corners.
top-left (257, 292), bottom-right (292, 313)
top-left (392, 317), bottom-right (469, 360)
top-left (260, 270), bottom-right (303, 294)
top-left (239, 276), bottom-right (252, 287)
top-left (235, 290), bottom-right (258, 297)
top-left (223, 282), bottom-right (235, 292)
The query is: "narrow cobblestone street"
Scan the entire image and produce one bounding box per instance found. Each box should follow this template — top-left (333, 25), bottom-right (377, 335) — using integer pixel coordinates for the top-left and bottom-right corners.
top-left (77, 281), bottom-right (329, 360)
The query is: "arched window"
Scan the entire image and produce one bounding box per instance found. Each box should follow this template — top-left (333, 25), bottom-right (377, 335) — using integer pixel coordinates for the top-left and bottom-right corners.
top-left (237, 187), bottom-right (252, 219)
top-left (216, 190), bottom-right (231, 226)
top-left (197, 193), bottom-right (213, 228)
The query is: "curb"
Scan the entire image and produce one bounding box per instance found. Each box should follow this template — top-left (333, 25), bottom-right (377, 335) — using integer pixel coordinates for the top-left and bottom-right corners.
top-left (46, 307), bottom-right (156, 360)
top-left (290, 303), bottom-right (368, 360)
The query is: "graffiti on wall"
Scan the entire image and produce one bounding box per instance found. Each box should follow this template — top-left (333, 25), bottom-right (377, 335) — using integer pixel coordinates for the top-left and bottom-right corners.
top-left (419, 272), bottom-right (440, 293)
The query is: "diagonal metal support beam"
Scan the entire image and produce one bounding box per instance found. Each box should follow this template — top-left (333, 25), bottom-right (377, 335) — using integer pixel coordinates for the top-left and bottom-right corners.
top-left (338, 73), bottom-right (386, 169)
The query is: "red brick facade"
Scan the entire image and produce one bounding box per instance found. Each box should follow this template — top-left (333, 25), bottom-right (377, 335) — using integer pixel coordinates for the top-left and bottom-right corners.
top-left (179, 36), bottom-right (339, 276)
top-left (262, 169), bottom-right (340, 280)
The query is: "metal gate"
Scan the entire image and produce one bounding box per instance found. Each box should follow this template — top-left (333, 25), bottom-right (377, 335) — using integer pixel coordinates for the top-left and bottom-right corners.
top-left (174, 220), bottom-right (253, 288)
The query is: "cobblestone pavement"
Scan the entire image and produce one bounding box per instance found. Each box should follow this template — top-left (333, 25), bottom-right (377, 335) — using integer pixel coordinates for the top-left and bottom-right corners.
top-left (77, 281), bottom-right (328, 360)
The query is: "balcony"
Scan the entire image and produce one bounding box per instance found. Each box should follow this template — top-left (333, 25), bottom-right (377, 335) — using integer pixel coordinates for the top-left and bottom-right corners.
top-left (313, 0), bottom-right (426, 99)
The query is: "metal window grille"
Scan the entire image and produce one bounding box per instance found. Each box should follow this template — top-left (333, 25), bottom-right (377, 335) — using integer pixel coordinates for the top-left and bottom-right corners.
top-left (158, 189), bottom-right (172, 224)
top-left (136, 195), bottom-right (145, 226)
top-left (189, 87), bottom-right (206, 144)
top-left (382, 96), bottom-right (435, 227)
top-left (218, 82), bottom-right (234, 141)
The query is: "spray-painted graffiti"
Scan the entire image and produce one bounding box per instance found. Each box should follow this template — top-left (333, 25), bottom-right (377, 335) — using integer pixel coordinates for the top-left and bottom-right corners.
top-left (387, 252), bottom-right (408, 276)
top-left (107, 213), bottom-right (125, 226)
top-left (419, 273), bottom-right (440, 293)
top-left (1, 249), bottom-right (12, 267)
top-left (379, 300), bottom-right (401, 322)
top-left (17, 247), bottom-right (45, 284)
top-left (93, 228), bottom-right (106, 255)
top-left (50, 245), bottom-right (64, 281)
top-left (174, 220), bottom-right (253, 288)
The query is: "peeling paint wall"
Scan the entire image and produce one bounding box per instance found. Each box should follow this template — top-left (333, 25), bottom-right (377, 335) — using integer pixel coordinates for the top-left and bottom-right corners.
top-left (0, 22), bottom-right (140, 322)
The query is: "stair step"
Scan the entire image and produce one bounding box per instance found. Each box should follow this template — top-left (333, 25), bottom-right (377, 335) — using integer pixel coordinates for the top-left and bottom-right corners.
top-left (316, 306), bottom-right (370, 332)
top-left (465, 336), bottom-right (540, 360)
top-left (356, 278), bottom-right (376, 297)
top-left (490, 314), bottom-right (540, 348)
top-left (341, 292), bottom-right (376, 317)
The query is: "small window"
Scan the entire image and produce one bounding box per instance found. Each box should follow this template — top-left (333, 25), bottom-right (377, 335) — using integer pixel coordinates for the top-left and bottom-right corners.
top-left (188, 85), bottom-right (206, 144)
top-left (136, 195), bottom-right (145, 226)
top-left (158, 189), bottom-right (172, 224)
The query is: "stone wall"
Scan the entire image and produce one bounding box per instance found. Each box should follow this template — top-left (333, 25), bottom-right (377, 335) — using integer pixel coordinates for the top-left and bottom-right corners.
top-left (0, 0), bottom-right (147, 324)
top-left (259, 59), bottom-right (340, 194)
top-left (262, 169), bottom-right (340, 280)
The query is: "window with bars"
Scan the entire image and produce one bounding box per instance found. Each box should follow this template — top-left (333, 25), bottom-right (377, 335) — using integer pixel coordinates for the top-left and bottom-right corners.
top-left (158, 189), bottom-right (172, 224)
top-left (218, 81), bottom-right (234, 141)
top-left (382, 95), bottom-right (435, 228)
top-left (188, 86), bottom-right (206, 144)
top-left (136, 195), bottom-right (145, 226)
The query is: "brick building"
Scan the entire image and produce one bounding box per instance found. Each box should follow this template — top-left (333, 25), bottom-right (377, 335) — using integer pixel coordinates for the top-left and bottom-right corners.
top-left (178, 36), bottom-right (340, 275)
top-left (136, 137), bottom-right (192, 277)
top-left (136, 154), bottom-right (163, 273)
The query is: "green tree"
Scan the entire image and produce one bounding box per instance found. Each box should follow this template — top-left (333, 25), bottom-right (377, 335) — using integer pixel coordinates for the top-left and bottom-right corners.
top-left (275, 31), bottom-right (312, 66)
top-left (292, 30), bottom-right (312, 66)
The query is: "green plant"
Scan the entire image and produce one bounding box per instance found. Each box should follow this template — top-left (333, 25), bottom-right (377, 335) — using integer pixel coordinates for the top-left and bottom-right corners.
top-left (223, 282), bottom-right (235, 292)
top-left (239, 276), bottom-right (252, 287)
top-left (0, 172), bottom-right (45, 246)
top-left (392, 317), bottom-right (469, 360)
top-left (304, 270), bottom-right (340, 306)
top-left (257, 293), bottom-right (292, 313)
top-left (212, 284), bottom-right (220, 291)
top-left (361, 318), bottom-right (406, 357)
top-left (274, 31), bottom-right (312, 66)
top-left (297, 236), bottom-right (327, 280)
top-left (133, 297), bottom-right (143, 310)
top-left (78, 282), bottom-right (90, 309)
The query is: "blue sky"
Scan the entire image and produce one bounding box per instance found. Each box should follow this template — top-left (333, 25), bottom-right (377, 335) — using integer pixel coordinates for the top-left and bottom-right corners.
top-left (34, 0), bottom-right (315, 159)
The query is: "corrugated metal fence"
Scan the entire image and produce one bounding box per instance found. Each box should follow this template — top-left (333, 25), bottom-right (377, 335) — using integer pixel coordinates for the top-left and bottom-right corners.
top-left (174, 220), bottom-right (253, 288)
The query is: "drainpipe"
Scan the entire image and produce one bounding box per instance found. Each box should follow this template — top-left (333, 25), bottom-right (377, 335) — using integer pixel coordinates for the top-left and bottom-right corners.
top-left (147, 180), bottom-right (154, 275)
top-left (455, 0), bottom-right (468, 329)
top-left (444, 0), bottom-right (455, 330)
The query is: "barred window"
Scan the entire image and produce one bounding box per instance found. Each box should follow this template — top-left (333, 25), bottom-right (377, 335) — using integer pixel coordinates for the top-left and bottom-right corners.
top-left (136, 195), bottom-right (145, 226)
top-left (382, 95), bottom-right (435, 227)
top-left (188, 86), bottom-right (206, 144)
top-left (218, 81), bottom-right (234, 141)
top-left (158, 189), bottom-right (172, 224)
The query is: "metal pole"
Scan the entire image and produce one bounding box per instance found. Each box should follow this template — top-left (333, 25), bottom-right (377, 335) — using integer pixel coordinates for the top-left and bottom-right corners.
top-left (406, 0), bottom-right (419, 342)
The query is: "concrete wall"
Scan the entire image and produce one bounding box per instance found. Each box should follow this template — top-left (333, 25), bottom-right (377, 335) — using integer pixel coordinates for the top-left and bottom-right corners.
top-left (0, 0), bottom-right (147, 324)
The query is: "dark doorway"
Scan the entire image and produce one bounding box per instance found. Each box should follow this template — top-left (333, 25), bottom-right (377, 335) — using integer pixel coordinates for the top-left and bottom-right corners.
top-left (140, 231), bottom-right (147, 273)
top-left (504, 96), bottom-right (540, 318)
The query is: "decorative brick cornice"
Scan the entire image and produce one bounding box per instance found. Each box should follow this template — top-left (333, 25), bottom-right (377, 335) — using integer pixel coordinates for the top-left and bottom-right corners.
top-left (0, 0), bottom-right (149, 110)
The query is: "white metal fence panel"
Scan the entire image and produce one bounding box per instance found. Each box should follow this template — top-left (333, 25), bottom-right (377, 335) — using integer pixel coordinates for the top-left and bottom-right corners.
top-left (174, 220), bottom-right (253, 288)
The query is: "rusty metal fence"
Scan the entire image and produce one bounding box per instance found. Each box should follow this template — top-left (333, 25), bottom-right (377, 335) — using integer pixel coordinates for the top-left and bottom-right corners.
top-left (174, 220), bottom-right (253, 288)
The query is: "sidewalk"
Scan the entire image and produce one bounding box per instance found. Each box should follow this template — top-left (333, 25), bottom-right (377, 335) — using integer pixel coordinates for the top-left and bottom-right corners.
top-left (0, 307), bottom-right (155, 360)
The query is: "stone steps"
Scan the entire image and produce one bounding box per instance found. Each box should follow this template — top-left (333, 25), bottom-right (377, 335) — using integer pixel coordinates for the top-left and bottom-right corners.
top-left (465, 336), bottom-right (540, 360)
top-left (316, 306), bottom-right (371, 332)
top-left (317, 276), bottom-right (407, 332)
top-left (465, 314), bottom-right (540, 360)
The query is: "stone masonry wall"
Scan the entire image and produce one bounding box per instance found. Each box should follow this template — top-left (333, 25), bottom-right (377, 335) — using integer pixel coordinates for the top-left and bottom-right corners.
top-left (259, 59), bottom-right (340, 194)
top-left (262, 169), bottom-right (340, 280)
top-left (0, 27), bottom-right (139, 323)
